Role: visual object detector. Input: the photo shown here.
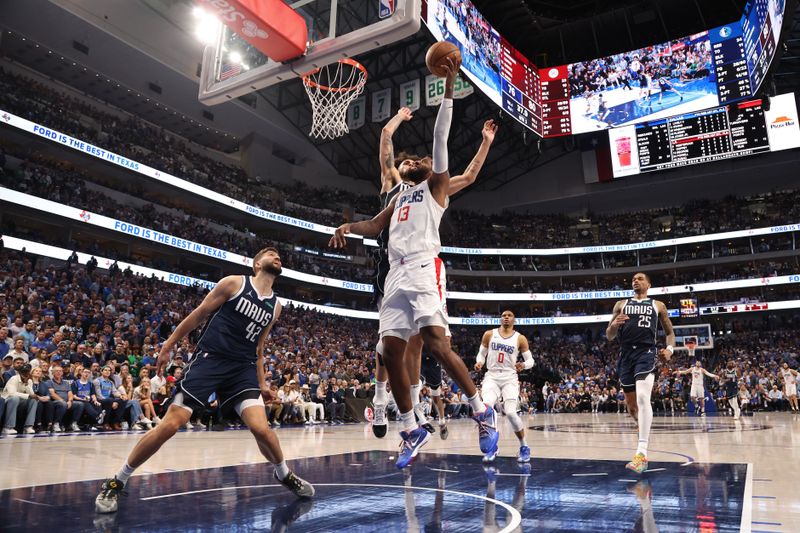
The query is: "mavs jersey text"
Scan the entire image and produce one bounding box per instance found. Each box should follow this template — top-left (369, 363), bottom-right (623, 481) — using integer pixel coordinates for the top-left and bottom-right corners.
top-left (195, 276), bottom-right (277, 362)
top-left (617, 299), bottom-right (658, 348)
top-left (178, 275), bottom-right (278, 411)
top-left (616, 298), bottom-right (659, 391)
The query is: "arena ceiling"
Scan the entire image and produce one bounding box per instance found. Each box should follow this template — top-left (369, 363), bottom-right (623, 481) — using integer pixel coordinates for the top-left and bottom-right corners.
top-left (260, 0), bottom-right (797, 195)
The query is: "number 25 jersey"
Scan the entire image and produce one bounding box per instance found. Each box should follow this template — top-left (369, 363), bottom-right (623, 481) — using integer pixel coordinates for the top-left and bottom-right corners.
top-left (389, 180), bottom-right (447, 263)
top-left (618, 298), bottom-right (658, 347)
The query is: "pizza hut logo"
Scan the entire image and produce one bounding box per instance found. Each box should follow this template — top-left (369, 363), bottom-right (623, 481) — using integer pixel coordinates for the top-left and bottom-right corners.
top-left (79, 210), bottom-right (91, 222)
top-left (321, 277), bottom-right (329, 285)
top-left (761, 277), bottom-right (770, 285)
top-left (241, 19), bottom-right (268, 39)
top-left (770, 116), bottom-right (796, 129)
top-left (1, 113), bottom-right (10, 122)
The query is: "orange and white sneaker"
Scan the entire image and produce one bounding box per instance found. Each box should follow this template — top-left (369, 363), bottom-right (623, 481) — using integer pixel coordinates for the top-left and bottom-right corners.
top-left (625, 453), bottom-right (648, 474)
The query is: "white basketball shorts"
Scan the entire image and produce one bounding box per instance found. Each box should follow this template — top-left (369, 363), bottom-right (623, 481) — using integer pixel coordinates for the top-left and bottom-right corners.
top-left (379, 256), bottom-right (450, 341)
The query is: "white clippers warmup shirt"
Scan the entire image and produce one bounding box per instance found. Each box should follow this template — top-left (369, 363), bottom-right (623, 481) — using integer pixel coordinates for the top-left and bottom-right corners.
top-left (782, 369), bottom-right (796, 385)
top-left (486, 329), bottom-right (521, 379)
top-left (691, 368), bottom-right (704, 388)
top-left (388, 180), bottom-right (446, 264)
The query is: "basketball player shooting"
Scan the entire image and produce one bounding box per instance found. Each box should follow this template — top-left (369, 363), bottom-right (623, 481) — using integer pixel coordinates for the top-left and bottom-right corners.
top-left (95, 248), bottom-right (314, 513)
top-left (606, 272), bottom-right (675, 474)
top-left (330, 57), bottom-right (500, 468)
top-left (372, 102), bottom-right (495, 441)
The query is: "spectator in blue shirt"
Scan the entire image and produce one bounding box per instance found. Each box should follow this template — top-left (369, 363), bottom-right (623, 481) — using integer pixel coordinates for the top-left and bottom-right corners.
top-left (93, 366), bottom-right (123, 430)
top-left (70, 368), bottom-right (101, 431)
top-left (0, 328), bottom-right (11, 359)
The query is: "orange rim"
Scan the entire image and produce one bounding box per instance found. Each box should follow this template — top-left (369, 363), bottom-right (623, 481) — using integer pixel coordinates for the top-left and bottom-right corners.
top-left (302, 58), bottom-right (368, 93)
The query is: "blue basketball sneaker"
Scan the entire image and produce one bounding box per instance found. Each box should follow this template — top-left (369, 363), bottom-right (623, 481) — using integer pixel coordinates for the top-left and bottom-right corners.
top-left (396, 427), bottom-right (430, 469)
top-left (518, 445), bottom-right (531, 463)
top-left (473, 404), bottom-right (500, 454)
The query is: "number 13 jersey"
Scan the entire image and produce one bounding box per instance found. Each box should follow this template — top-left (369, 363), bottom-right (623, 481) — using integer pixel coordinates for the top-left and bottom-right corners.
top-left (618, 298), bottom-right (658, 347)
top-left (389, 180), bottom-right (447, 263)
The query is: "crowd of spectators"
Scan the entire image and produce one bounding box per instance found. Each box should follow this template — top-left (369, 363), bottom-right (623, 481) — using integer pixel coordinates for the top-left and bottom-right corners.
top-left (1, 150), bottom-right (797, 293)
top-left (3, 66), bottom-right (800, 255)
top-left (0, 67), bottom-right (379, 226)
top-left (1, 248), bottom-right (798, 438)
top-left (0, 155), bottom-right (374, 283)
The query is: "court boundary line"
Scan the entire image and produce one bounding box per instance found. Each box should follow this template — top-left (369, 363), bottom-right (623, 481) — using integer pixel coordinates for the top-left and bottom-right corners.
top-left (140, 482), bottom-right (523, 533)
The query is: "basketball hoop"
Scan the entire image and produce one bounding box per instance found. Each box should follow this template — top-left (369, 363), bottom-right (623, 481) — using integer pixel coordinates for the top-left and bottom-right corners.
top-left (302, 58), bottom-right (368, 140)
top-left (685, 338), bottom-right (698, 360)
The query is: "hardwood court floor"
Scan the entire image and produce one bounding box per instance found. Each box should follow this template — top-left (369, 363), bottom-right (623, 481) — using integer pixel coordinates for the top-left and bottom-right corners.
top-left (0, 412), bottom-right (797, 532)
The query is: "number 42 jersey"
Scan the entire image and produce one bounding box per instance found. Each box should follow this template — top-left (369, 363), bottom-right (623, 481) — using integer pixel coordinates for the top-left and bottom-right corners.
top-left (195, 276), bottom-right (277, 362)
top-left (618, 298), bottom-right (658, 348)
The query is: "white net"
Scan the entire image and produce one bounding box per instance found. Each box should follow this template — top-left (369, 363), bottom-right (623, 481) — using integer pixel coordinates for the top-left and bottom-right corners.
top-left (302, 59), bottom-right (367, 140)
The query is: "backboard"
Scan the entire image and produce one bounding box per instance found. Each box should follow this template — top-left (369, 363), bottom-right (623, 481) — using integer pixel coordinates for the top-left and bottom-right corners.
top-left (198, 0), bottom-right (422, 105)
top-left (672, 324), bottom-right (714, 351)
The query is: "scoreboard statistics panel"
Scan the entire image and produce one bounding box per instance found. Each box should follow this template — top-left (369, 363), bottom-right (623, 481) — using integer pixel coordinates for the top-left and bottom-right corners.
top-left (611, 98), bottom-right (775, 176)
top-left (422, 0), bottom-right (784, 138)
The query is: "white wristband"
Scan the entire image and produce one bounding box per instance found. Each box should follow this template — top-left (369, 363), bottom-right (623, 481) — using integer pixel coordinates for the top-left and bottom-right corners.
top-left (665, 345), bottom-right (674, 354)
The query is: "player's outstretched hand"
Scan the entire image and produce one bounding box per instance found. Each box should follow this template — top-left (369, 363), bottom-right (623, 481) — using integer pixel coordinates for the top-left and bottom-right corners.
top-left (611, 313), bottom-right (629, 327)
top-left (441, 56), bottom-right (459, 82)
top-left (482, 119), bottom-right (498, 143)
top-left (329, 224), bottom-right (351, 249)
top-left (658, 348), bottom-right (672, 363)
top-left (398, 107), bottom-right (413, 121)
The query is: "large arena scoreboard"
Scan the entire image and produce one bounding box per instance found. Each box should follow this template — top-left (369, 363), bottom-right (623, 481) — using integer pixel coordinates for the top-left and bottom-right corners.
top-left (610, 92), bottom-right (800, 177)
top-left (423, 0), bottom-right (786, 137)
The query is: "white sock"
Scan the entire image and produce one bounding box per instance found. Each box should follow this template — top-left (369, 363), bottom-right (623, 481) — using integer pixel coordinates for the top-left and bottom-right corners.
top-left (274, 460), bottom-right (290, 481)
top-left (410, 382), bottom-right (427, 423)
top-left (400, 410), bottom-right (417, 432)
top-left (116, 461), bottom-right (135, 484)
top-left (410, 382), bottom-right (421, 407)
top-left (635, 374), bottom-right (655, 456)
top-left (518, 433), bottom-right (527, 446)
top-left (374, 381), bottom-right (388, 405)
top-left (469, 393), bottom-right (486, 415)
top-left (729, 398), bottom-right (741, 418)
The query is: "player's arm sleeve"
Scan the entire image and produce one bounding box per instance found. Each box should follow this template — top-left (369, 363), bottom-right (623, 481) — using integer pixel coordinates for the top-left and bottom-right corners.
top-left (432, 98), bottom-right (453, 174)
top-left (476, 344), bottom-right (488, 365)
top-left (521, 350), bottom-right (535, 370)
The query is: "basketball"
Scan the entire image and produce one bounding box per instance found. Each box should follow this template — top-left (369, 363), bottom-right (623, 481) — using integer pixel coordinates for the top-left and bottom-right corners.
top-left (426, 41), bottom-right (461, 77)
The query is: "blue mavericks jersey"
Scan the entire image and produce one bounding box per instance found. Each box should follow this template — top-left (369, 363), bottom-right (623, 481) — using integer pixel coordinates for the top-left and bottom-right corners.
top-left (196, 276), bottom-right (277, 362)
top-left (618, 298), bottom-right (658, 347)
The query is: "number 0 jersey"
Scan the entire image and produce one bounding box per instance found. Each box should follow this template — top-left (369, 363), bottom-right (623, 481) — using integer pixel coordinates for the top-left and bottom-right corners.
top-left (388, 180), bottom-right (447, 263)
top-left (617, 298), bottom-right (658, 348)
top-left (486, 329), bottom-right (520, 378)
top-left (195, 276), bottom-right (277, 362)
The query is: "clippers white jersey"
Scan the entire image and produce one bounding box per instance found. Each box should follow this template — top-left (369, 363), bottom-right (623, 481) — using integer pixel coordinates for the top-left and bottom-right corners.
top-left (388, 180), bottom-right (447, 263)
top-left (783, 369), bottom-right (796, 385)
top-left (486, 329), bottom-right (520, 378)
top-left (691, 368), bottom-right (704, 387)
